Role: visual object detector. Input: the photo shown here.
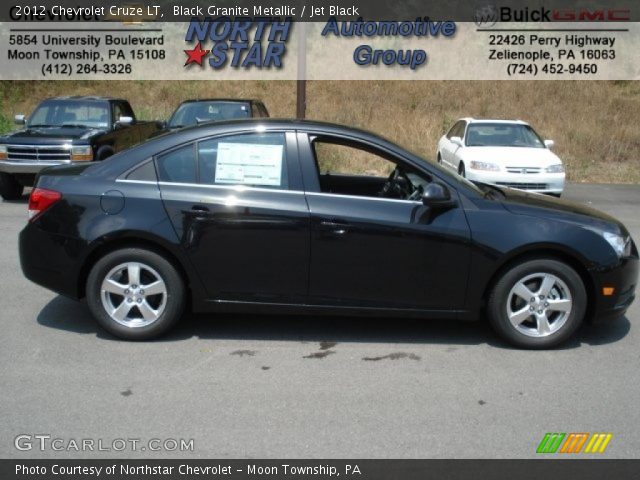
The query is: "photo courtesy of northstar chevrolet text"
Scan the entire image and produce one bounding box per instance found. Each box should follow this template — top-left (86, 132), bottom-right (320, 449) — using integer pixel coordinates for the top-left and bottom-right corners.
top-left (0, 0), bottom-right (639, 478)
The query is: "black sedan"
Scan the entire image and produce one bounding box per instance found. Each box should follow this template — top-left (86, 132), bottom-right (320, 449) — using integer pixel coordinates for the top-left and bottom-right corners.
top-left (19, 120), bottom-right (638, 348)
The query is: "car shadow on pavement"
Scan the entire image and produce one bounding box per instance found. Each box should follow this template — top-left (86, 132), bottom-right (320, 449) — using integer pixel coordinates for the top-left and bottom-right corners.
top-left (1, 193), bottom-right (30, 204)
top-left (37, 295), bottom-right (631, 349)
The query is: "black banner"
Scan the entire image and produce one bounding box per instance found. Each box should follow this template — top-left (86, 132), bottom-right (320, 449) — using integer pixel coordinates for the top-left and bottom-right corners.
top-left (1, 0), bottom-right (639, 22)
top-left (3, 459), bottom-right (640, 480)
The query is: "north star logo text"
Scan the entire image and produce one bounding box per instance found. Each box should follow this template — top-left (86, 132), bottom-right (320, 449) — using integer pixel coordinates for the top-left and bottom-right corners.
top-left (183, 17), bottom-right (291, 69)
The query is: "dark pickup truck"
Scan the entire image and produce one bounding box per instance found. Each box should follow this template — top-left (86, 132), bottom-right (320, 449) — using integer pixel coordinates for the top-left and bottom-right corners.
top-left (0, 96), bottom-right (162, 200)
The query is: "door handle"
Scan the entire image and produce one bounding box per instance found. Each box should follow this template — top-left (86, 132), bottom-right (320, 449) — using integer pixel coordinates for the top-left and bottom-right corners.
top-left (191, 205), bottom-right (210, 213)
top-left (319, 220), bottom-right (349, 236)
top-left (182, 205), bottom-right (212, 218)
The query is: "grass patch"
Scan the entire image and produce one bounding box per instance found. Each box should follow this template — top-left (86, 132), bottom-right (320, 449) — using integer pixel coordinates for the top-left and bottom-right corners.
top-left (0, 80), bottom-right (638, 183)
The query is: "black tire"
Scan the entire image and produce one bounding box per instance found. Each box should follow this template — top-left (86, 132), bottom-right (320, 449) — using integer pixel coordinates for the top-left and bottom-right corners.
top-left (86, 248), bottom-right (185, 340)
top-left (487, 259), bottom-right (586, 349)
top-left (437, 153), bottom-right (442, 164)
top-left (96, 147), bottom-right (113, 161)
top-left (0, 173), bottom-right (24, 200)
top-left (458, 162), bottom-right (466, 178)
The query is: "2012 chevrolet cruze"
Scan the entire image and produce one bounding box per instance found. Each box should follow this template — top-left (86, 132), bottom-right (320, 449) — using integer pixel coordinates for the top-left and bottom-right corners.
top-left (19, 120), bottom-right (638, 348)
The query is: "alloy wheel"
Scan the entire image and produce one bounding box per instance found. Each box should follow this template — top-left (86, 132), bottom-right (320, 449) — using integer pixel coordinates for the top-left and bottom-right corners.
top-left (506, 272), bottom-right (572, 338)
top-left (100, 262), bottom-right (167, 328)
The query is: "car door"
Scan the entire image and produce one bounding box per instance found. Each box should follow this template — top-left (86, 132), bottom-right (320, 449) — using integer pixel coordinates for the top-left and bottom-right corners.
top-left (298, 131), bottom-right (471, 311)
top-left (156, 130), bottom-right (310, 304)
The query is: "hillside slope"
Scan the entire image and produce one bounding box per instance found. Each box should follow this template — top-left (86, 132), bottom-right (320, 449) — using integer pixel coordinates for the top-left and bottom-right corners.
top-left (1, 80), bottom-right (637, 183)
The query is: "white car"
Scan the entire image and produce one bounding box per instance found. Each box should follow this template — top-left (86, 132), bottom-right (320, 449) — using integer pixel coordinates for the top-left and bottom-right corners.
top-left (436, 118), bottom-right (565, 196)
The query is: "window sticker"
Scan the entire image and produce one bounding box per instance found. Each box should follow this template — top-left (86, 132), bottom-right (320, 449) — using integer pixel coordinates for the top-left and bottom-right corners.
top-left (215, 142), bottom-right (284, 186)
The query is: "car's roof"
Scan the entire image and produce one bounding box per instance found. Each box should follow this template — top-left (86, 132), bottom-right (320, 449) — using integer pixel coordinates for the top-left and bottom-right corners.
top-left (461, 118), bottom-right (529, 125)
top-left (173, 118), bottom-right (384, 140)
top-left (44, 96), bottom-right (122, 102)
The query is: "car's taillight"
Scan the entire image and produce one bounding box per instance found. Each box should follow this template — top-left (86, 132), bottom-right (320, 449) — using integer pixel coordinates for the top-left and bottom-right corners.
top-left (28, 188), bottom-right (62, 221)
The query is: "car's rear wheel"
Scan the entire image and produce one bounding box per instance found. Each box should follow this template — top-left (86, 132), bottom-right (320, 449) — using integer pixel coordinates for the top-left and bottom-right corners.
top-left (0, 173), bottom-right (24, 200)
top-left (487, 259), bottom-right (586, 349)
top-left (86, 248), bottom-right (185, 340)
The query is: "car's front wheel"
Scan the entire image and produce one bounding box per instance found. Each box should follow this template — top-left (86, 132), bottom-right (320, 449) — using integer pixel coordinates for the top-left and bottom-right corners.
top-left (487, 259), bottom-right (586, 349)
top-left (458, 162), bottom-right (466, 178)
top-left (86, 248), bottom-right (185, 340)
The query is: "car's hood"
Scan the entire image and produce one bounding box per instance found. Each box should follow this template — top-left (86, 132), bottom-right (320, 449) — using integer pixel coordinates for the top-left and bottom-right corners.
top-left (498, 186), bottom-right (627, 235)
top-left (0, 126), bottom-right (106, 144)
top-left (461, 146), bottom-right (561, 167)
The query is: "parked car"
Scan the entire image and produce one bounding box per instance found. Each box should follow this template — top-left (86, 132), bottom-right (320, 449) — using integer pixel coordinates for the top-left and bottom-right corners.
top-left (19, 120), bottom-right (637, 348)
top-left (437, 118), bottom-right (565, 196)
top-left (160, 99), bottom-right (269, 133)
top-left (0, 96), bottom-right (162, 200)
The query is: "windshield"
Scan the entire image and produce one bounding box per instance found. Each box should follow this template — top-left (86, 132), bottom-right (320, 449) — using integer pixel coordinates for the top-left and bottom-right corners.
top-left (27, 100), bottom-right (110, 128)
top-left (168, 101), bottom-right (250, 128)
top-left (465, 123), bottom-right (545, 148)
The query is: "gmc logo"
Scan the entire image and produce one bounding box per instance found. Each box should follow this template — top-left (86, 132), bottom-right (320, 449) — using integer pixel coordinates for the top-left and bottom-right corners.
top-left (552, 9), bottom-right (631, 21)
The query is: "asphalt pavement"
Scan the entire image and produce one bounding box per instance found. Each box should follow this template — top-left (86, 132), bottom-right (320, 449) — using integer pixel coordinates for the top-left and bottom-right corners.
top-left (0, 183), bottom-right (638, 459)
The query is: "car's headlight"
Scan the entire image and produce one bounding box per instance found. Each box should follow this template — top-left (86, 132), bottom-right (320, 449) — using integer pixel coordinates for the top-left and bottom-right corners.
top-left (546, 164), bottom-right (565, 173)
top-left (70, 146), bottom-right (93, 161)
top-left (0, 145), bottom-right (7, 160)
top-left (602, 231), bottom-right (632, 258)
top-left (469, 161), bottom-right (500, 171)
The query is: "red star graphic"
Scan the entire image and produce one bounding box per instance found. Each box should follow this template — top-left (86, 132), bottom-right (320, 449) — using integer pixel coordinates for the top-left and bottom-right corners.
top-left (184, 42), bottom-right (210, 67)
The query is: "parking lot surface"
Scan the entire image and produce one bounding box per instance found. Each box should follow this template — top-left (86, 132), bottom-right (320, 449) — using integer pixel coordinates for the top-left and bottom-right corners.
top-left (1, 183), bottom-right (638, 458)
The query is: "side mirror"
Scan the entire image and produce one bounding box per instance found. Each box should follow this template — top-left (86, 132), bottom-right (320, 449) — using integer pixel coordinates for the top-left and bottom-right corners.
top-left (422, 182), bottom-right (456, 208)
top-left (544, 139), bottom-right (555, 149)
top-left (116, 116), bottom-right (133, 127)
top-left (14, 114), bottom-right (26, 125)
top-left (450, 136), bottom-right (463, 147)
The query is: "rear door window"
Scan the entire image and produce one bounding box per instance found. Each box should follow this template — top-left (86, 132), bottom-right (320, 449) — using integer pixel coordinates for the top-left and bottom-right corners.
top-left (197, 133), bottom-right (288, 189)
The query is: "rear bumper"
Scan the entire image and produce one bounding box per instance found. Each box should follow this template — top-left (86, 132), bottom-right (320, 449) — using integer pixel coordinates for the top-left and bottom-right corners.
top-left (589, 255), bottom-right (638, 323)
top-left (19, 222), bottom-right (84, 299)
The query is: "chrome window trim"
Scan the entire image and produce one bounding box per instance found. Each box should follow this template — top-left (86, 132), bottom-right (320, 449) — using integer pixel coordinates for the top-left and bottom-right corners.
top-left (117, 179), bottom-right (422, 205)
top-left (305, 191), bottom-right (422, 205)
top-left (115, 179), bottom-right (157, 185)
top-left (157, 181), bottom-right (304, 195)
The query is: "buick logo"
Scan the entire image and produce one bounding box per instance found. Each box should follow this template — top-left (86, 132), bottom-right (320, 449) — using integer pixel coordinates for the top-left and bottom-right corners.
top-left (474, 4), bottom-right (498, 27)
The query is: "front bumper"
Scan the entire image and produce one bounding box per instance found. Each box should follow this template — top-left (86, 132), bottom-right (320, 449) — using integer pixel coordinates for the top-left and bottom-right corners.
top-left (589, 254), bottom-right (638, 323)
top-left (0, 159), bottom-right (73, 175)
top-left (465, 169), bottom-right (565, 194)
